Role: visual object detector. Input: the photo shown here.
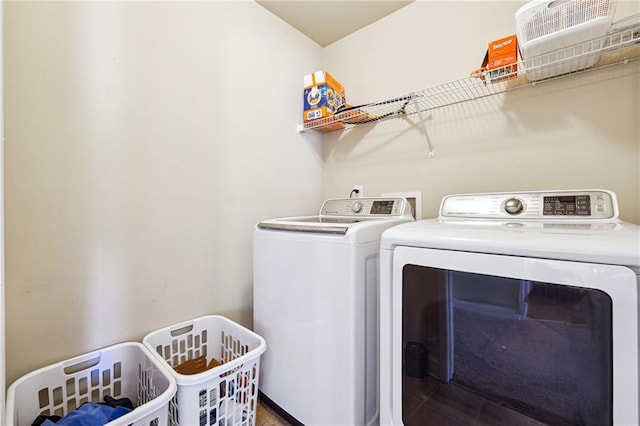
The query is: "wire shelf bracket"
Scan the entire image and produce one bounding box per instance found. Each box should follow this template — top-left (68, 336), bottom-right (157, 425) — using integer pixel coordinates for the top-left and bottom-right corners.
top-left (411, 96), bottom-right (435, 158)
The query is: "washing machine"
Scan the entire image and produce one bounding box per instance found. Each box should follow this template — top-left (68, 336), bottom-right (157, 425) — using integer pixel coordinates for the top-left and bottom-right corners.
top-left (379, 189), bottom-right (640, 426)
top-left (254, 197), bottom-right (414, 426)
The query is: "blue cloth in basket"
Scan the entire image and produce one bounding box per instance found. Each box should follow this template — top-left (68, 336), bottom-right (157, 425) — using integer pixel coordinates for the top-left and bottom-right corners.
top-left (40, 403), bottom-right (131, 426)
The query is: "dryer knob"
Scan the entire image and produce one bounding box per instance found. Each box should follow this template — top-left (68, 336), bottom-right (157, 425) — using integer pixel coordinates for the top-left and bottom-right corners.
top-left (504, 198), bottom-right (524, 215)
top-left (352, 201), bottom-right (363, 213)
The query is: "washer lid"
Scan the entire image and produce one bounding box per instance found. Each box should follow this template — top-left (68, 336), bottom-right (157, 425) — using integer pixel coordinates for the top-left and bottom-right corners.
top-left (257, 197), bottom-right (413, 235)
top-left (256, 216), bottom-right (375, 234)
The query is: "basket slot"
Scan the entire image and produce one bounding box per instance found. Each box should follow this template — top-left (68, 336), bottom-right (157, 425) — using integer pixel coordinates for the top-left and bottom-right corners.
top-left (67, 398), bottom-right (77, 413)
top-left (91, 369), bottom-right (99, 387)
top-left (103, 369), bottom-right (111, 386)
top-left (66, 378), bottom-right (75, 397)
top-left (38, 388), bottom-right (49, 409)
top-left (78, 377), bottom-right (88, 394)
top-left (52, 387), bottom-right (63, 406)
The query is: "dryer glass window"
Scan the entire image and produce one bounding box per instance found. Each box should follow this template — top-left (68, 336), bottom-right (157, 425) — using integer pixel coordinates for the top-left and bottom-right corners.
top-left (401, 265), bottom-right (613, 426)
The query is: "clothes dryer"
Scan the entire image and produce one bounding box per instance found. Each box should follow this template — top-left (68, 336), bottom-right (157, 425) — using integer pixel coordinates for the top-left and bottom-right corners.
top-left (379, 190), bottom-right (640, 426)
top-left (254, 197), bottom-right (414, 425)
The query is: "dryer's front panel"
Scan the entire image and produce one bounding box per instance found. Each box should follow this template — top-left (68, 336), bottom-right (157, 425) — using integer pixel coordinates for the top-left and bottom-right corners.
top-left (384, 247), bottom-right (638, 426)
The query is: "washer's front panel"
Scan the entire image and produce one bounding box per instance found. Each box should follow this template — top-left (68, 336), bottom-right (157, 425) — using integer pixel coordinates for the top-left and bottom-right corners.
top-left (254, 230), bottom-right (380, 425)
top-left (320, 197), bottom-right (408, 217)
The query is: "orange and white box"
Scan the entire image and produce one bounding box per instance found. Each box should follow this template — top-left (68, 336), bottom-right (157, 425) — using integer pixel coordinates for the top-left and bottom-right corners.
top-left (303, 71), bottom-right (346, 122)
top-left (471, 35), bottom-right (519, 83)
top-left (487, 34), bottom-right (519, 81)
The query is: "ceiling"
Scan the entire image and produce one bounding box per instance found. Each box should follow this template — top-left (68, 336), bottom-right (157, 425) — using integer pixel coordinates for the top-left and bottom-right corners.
top-left (256, 1), bottom-right (414, 47)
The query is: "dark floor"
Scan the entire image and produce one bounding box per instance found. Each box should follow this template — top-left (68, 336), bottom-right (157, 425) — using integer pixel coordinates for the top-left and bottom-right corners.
top-left (257, 380), bottom-right (548, 426)
top-left (403, 375), bottom-right (547, 426)
top-left (256, 398), bottom-right (293, 426)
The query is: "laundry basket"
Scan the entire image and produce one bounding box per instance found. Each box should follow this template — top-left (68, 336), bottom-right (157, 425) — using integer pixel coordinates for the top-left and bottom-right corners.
top-left (516, 0), bottom-right (617, 80)
top-left (5, 342), bottom-right (177, 426)
top-left (142, 315), bottom-right (267, 426)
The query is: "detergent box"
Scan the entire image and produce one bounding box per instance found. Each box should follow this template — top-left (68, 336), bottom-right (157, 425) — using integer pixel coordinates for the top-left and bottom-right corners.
top-left (471, 34), bottom-right (519, 82)
top-left (303, 71), bottom-right (346, 122)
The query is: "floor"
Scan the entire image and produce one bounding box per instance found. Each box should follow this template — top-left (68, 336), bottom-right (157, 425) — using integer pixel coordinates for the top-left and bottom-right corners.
top-left (255, 387), bottom-right (546, 426)
top-left (403, 376), bottom-right (547, 426)
top-left (256, 398), bottom-right (292, 426)
top-left (255, 384), bottom-right (545, 426)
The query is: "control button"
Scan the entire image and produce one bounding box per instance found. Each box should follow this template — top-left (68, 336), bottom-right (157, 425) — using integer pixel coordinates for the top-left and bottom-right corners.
top-left (352, 201), bottom-right (363, 213)
top-left (596, 204), bottom-right (605, 213)
top-left (503, 198), bottom-right (525, 215)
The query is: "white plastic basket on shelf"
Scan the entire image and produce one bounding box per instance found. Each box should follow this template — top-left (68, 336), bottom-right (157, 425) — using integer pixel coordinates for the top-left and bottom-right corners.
top-left (5, 342), bottom-right (177, 426)
top-left (516, 0), bottom-right (617, 80)
top-left (142, 315), bottom-right (267, 426)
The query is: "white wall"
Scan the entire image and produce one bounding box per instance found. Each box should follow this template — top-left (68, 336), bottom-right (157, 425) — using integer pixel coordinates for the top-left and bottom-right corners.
top-left (1, 2), bottom-right (5, 421)
top-left (4, 1), bottom-right (323, 385)
top-left (322, 0), bottom-right (640, 223)
top-left (4, 0), bottom-right (639, 394)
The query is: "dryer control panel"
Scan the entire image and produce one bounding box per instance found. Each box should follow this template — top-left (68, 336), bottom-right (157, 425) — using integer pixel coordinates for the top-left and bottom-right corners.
top-left (440, 190), bottom-right (617, 220)
top-left (320, 197), bottom-right (410, 218)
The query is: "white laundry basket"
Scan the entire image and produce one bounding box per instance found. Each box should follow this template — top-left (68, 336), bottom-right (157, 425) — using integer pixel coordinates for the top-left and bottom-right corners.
top-left (516, 0), bottom-right (617, 80)
top-left (142, 315), bottom-right (266, 426)
top-left (5, 342), bottom-right (177, 426)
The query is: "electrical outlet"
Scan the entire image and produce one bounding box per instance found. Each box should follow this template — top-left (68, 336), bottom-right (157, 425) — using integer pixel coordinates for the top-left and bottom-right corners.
top-left (351, 185), bottom-right (364, 198)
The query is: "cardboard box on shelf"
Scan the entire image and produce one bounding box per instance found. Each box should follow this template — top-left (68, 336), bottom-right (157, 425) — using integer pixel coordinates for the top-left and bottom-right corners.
top-left (304, 102), bottom-right (384, 132)
top-left (303, 70), bottom-right (346, 122)
top-left (471, 34), bottom-right (519, 83)
top-left (311, 119), bottom-right (346, 132)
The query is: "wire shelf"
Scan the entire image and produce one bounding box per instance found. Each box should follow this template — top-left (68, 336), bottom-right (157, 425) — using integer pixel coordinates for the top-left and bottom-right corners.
top-left (298, 23), bottom-right (640, 134)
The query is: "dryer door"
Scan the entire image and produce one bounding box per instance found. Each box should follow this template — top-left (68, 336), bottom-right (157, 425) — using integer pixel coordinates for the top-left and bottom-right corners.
top-left (381, 247), bottom-right (638, 426)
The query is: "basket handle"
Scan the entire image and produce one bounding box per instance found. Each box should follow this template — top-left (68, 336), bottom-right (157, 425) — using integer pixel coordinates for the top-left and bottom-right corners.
top-left (170, 323), bottom-right (194, 337)
top-left (547, 0), bottom-right (571, 9)
top-left (62, 353), bottom-right (102, 375)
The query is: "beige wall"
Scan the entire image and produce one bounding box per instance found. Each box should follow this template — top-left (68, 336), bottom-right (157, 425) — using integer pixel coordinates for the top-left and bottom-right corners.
top-left (322, 1), bottom-right (640, 223)
top-left (0, 3), bottom-right (4, 421)
top-left (4, 1), bottom-right (323, 385)
top-left (4, 0), bottom-right (639, 393)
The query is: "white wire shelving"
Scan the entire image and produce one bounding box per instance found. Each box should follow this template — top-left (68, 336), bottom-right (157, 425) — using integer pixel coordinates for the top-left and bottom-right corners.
top-left (297, 22), bottom-right (640, 156)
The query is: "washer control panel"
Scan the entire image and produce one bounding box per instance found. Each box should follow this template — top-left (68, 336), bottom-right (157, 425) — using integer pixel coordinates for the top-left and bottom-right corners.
top-left (320, 197), bottom-right (410, 217)
top-left (440, 190), bottom-right (617, 219)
